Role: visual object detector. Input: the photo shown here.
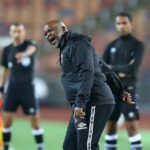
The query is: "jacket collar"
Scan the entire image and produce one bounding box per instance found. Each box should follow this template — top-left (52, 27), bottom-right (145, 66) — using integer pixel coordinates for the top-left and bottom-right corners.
top-left (58, 31), bottom-right (92, 50)
top-left (119, 34), bottom-right (132, 40)
top-left (58, 31), bottom-right (71, 50)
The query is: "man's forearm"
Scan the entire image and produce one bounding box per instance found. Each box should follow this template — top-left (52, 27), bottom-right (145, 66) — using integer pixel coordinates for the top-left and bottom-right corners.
top-left (24, 45), bottom-right (37, 57)
top-left (0, 67), bottom-right (9, 87)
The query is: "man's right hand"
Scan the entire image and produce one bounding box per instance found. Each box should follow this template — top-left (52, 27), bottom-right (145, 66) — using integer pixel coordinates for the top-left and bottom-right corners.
top-left (74, 107), bottom-right (85, 122)
top-left (0, 93), bottom-right (3, 108)
top-left (122, 91), bottom-right (135, 104)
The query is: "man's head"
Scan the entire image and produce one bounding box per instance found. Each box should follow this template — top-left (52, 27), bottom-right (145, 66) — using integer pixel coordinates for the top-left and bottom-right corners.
top-left (10, 23), bottom-right (26, 45)
top-left (44, 20), bottom-right (68, 48)
top-left (115, 12), bottom-right (133, 36)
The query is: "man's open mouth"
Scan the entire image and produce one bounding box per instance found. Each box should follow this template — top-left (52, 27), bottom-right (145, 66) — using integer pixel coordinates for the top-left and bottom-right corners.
top-left (48, 36), bottom-right (55, 43)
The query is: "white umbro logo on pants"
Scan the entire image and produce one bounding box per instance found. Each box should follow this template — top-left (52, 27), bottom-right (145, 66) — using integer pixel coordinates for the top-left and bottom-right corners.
top-left (77, 122), bottom-right (87, 130)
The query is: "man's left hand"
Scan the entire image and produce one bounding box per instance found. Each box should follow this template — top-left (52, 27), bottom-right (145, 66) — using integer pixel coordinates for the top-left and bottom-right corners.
top-left (122, 91), bottom-right (135, 104)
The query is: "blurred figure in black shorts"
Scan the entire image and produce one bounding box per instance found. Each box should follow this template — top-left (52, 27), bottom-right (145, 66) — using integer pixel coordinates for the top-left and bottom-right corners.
top-left (103, 12), bottom-right (145, 150)
top-left (0, 23), bottom-right (44, 150)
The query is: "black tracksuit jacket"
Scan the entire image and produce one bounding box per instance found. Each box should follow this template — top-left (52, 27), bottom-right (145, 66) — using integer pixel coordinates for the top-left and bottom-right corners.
top-left (58, 31), bottom-right (115, 108)
top-left (103, 34), bottom-right (145, 86)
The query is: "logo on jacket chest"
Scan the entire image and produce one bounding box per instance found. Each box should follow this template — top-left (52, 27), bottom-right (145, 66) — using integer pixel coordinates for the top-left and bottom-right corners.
top-left (21, 57), bottom-right (31, 67)
top-left (8, 62), bottom-right (13, 68)
top-left (111, 47), bottom-right (117, 53)
top-left (60, 54), bottom-right (64, 64)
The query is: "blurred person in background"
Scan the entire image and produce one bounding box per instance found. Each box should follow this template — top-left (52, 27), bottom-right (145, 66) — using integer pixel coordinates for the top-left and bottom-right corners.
top-left (0, 23), bottom-right (45, 150)
top-left (103, 12), bottom-right (145, 150)
top-left (44, 20), bottom-right (116, 150)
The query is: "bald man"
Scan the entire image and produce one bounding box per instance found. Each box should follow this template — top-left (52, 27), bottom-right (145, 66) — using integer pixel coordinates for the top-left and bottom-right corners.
top-left (0, 23), bottom-right (44, 150)
top-left (44, 20), bottom-right (115, 150)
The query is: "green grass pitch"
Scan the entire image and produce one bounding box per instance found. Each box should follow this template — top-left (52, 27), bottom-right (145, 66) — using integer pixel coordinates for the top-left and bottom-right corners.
top-left (2, 119), bottom-right (150, 150)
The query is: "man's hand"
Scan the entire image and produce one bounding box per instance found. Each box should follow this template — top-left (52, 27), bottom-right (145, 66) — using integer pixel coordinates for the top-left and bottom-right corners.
top-left (122, 91), bottom-right (135, 104)
top-left (15, 45), bottom-right (37, 63)
top-left (0, 93), bottom-right (3, 108)
top-left (74, 107), bottom-right (85, 122)
top-left (119, 73), bottom-right (126, 78)
top-left (15, 52), bottom-right (27, 63)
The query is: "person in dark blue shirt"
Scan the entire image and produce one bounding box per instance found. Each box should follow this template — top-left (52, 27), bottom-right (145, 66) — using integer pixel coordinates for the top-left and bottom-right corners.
top-left (0, 23), bottom-right (44, 150)
top-left (103, 12), bottom-right (144, 150)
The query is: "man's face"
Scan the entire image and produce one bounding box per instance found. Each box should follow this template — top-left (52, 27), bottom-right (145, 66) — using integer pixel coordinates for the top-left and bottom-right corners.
top-left (116, 16), bottom-right (133, 36)
top-left (10, 25), bottom-right (26, 43)
top-left (44, 24), bottom-right (64, 48)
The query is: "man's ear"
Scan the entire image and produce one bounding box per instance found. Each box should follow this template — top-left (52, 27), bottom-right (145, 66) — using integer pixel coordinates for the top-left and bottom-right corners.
top-left (62, 26), bottom-right (67, 32)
